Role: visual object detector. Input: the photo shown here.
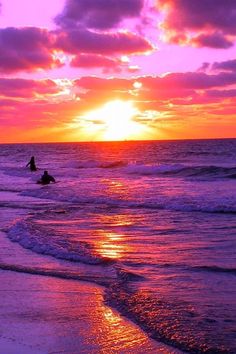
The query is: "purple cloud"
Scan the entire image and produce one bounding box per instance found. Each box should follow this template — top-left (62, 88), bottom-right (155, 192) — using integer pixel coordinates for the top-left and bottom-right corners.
top-left (71, 54), bottom-right (124, 73)
top-left (0, 78), bottom-right (58, 97)
top-left (140, 72), bottom-right (236, 90)
top-left (197, 62), bottom-right (211, 72)
top-left (193, 32), bottom-right (233, 49)
top-left (206, 89), bottom-right (236, 98)
top-left (0, 25), bottom-right (153, 73)
top-left (0, 27), bottom-right (61, 73)
top-left (56, 27), bottom-right (153, 55)
top-left (55, 0), bottom-right (144, 29)
top-left (158, 0), bottom-right (236, 48)
top-left (212, 59), bottom-right (236, 72)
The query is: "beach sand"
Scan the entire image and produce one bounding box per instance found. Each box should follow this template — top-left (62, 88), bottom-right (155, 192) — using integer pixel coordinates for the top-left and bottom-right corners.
top-left (0, 270), bottom-right (161, 354)
top-left (0, 231), bottom-right (181, 354)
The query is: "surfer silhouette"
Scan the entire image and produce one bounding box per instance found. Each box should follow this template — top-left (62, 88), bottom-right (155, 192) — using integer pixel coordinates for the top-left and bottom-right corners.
top-left (37, 170), bottom-right (56, 185)
top-left (26, 156), bottom-right (37, 171)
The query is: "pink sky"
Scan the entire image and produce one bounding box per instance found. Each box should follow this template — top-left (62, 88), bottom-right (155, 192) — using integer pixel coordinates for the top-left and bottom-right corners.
top-left (0, 0), bottom-right (236, 142)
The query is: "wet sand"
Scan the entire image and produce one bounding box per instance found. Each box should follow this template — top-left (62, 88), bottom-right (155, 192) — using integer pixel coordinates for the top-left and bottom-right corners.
top-left (0, 270), bottom-right (164, 353)
top-left (0, 230), bottom-right (181, 353)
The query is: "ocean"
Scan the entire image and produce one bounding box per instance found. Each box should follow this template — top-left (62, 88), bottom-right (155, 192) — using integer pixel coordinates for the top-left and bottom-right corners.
top-left (0, 139), bottom-right (236, 353)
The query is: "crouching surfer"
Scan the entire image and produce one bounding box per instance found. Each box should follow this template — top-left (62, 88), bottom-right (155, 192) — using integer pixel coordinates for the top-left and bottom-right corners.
top-left (37, 170), bottom-right (56, 185)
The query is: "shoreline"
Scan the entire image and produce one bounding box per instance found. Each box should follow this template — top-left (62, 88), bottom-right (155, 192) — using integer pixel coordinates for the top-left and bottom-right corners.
top-left (0, 270), bottom-right (182, 354)
top-left (0, 230), bottom-right (182, 353)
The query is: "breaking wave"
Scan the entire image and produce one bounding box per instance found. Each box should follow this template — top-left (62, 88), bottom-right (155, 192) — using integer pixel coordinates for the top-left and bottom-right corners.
top-left (8, 219), bottom-right (112, 265)
top-left (63, 160), bottom-right (127, 169)
top-left (193, 265), bottom-right (236, 275)
top-left (63, 160), bottom-right (236, 179)
top-left (105, 283), bottom-right (233, 354)
top-left (21, 186), bottom-right (236, 214)
top-left (125, 164), bottom-right (236, 179)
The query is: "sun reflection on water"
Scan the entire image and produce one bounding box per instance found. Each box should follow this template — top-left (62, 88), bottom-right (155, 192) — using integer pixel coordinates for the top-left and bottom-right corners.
top-left (93, 213), bottom-right (134, 260)
top-left (96, 231), bottom-right (125, 259)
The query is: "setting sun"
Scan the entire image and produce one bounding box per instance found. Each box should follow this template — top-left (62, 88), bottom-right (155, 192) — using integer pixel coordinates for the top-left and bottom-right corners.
top-left (83, 100), bottom-right (143, 141)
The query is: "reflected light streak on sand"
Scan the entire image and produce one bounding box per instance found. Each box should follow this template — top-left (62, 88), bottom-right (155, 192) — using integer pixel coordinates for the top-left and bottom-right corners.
top-left (11, 274), bottom-right (160, 353)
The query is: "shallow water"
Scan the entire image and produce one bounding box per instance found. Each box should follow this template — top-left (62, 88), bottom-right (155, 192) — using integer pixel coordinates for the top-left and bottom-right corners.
top-left (0, 139), bottom-right (236, 353)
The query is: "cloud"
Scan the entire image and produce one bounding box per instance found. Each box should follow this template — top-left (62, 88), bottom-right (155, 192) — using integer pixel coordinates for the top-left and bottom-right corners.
top-left (138, 88), bottom-right (195, 101)
top-left (192, 32), bottom-right (234, 49)
top-left (71, 54), bottom-right (141, 74)
top-left (0, 78), bottom-right (59, 98)
top-left (75, 76), bottom-right (132, 91)
top-left (55, 0), bottom-right (144, 29)
top-left (198, 58), bottom-right (236, 74)
top-left (197, 62), bottom-right (211, 72)
top-left (71, 54), bottom-right (123, 73)
top-left (56, 27), bottom-right (154, 55)
top-left (1, 65), bottom-right (236, 141)
top-left (139, 71), bottom-right (236, 90)
top-left (73, 71), bottom-right (236, 110)
top-left (67, 71), bottom-right (236, 108)
top-left (0, 27), bottom-right (62, 73)
top-left (206, 89), bottom-right (236, 98)
top-left (0, 1), bottom-right (153, 74)
top-left (53, 0), bottom-right (155, 69)
top-left (0, 78), bottom-right (60, 98)
top-left (0, 98), bottom-right (83, 128)
top-left (212, 58), bottom-right (236, 72)
top-left (1, 70), bottom-right (236, 107)
top-left (157, 0), bottom-right (236, 48)
top-left (0, 25), bottom-right (153, 73)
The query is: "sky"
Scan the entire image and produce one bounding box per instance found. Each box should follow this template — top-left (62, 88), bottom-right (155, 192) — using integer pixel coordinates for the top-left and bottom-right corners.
top-left (0, 0), bottom-right (236, 143)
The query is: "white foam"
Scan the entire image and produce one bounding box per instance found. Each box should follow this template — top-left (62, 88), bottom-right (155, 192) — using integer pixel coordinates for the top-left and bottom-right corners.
top-left (8, 220), bottom-right (107, 265)
top-left (125, 163), bottom-right (185, 175)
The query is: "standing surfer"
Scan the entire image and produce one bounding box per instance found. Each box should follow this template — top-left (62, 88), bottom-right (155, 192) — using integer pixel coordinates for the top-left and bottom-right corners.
top-left (26, 156), bottom-right (37, 171)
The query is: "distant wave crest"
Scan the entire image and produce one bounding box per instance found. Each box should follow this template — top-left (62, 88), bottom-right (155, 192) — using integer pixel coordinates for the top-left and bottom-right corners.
top-left (63, 160), bottom-right (127, 169)
top-left (64, 160), bottom-right (236, 179)
top-left (126, 164), bottom-right (236, 178)
top-left (193, 265), bottom-right (236, 275)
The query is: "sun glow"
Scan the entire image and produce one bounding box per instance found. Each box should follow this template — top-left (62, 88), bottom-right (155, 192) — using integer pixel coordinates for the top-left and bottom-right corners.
top-left (83, 100), bottom-right (143, 141)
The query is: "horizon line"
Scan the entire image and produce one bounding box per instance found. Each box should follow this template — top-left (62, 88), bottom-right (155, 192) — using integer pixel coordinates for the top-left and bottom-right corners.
top-left (1, 137), bottom-right (236, 145)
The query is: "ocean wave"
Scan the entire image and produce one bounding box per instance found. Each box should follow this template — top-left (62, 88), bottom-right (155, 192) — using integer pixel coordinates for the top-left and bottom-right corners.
top-left (105, 284), bottom-right (234, 354)
top-left (63, 160), bottom-right (127, 169)
top-left (0, 187), bottom-right (22, 193)
top-left (8, 219), bottom-right (112, 266)
top-left (125, 164), bottom-right (236, 178)
top-left (62, 159), bottom-right (236, 178)
top-left (115, 266), bottom-right (146, 281)
top-left (0, 262), bottom-right (111, 286)
top-left (152, 263), bottom-right (236, 276)
top-left (193, 265), bottom-right (236, 275)
top-left (124, 163), bottom-right (184, 175)
top-left (168, 165), bottom-right (236, 178)
top-left (21, 186), bottom-right (236, 214)
top-left (229, 173), bottom-right (236, 179)
top-left (2, 158), bottom-right (236, 181)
